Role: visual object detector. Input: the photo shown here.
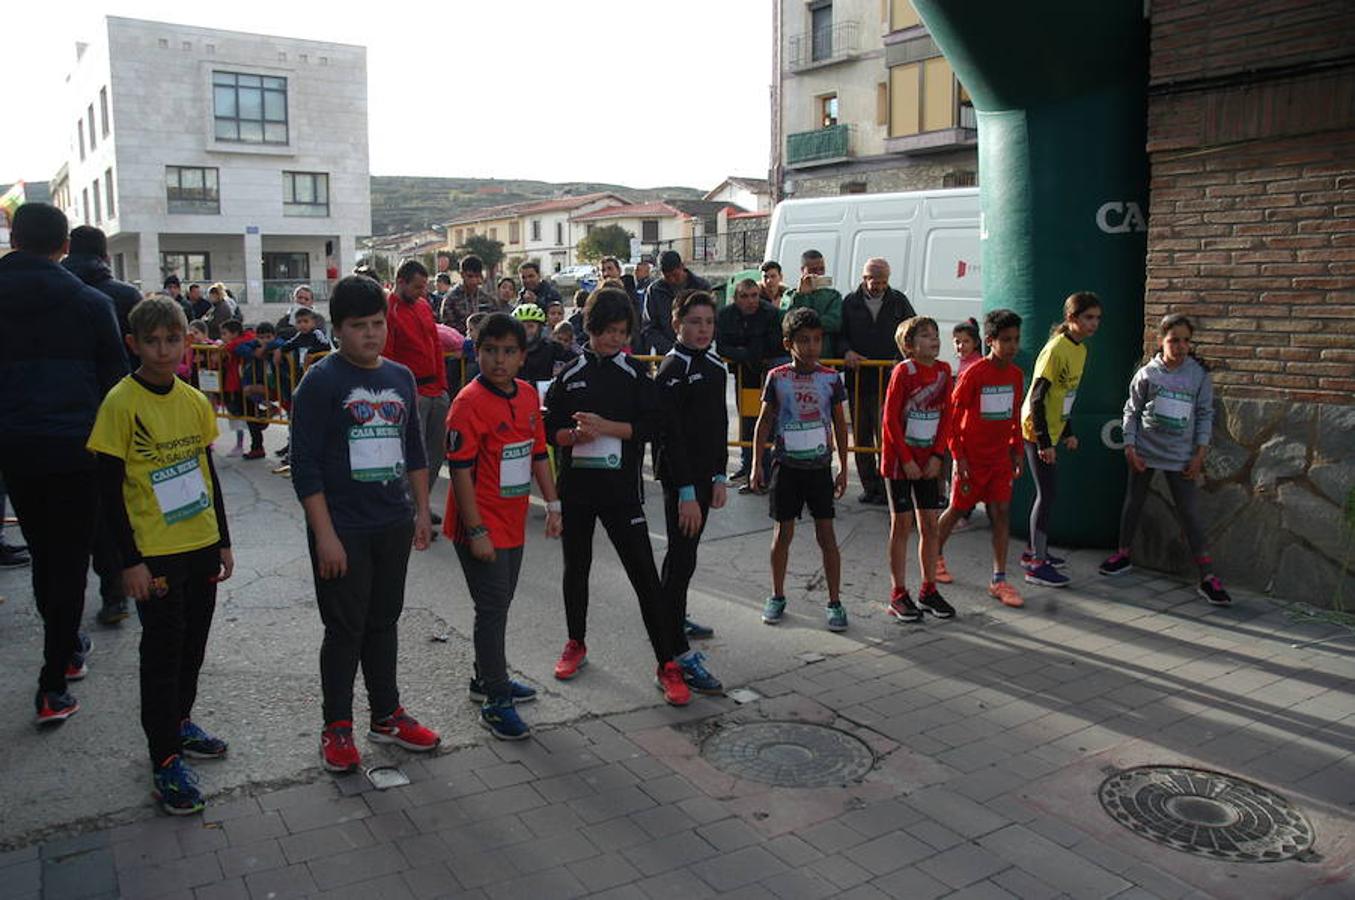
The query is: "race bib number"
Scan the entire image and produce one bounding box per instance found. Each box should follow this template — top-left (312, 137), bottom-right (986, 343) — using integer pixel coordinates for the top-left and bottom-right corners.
top-left (151, 456), bottom-right (211, 525)
top-left (1061, 390), bottom-right (1077, 420)
top-left (499, 440), bottom-right (533, 497)
top-left (572, 433), bottom-right (622, 469)
top-left (980, 385), bottom-right (1014, 420)
top-left (1151, 390), bottom-right (1194, 431)
top-left (783, 419), bottom-right (828, 460)
top-left (197, 369), bottom-right (221, 393)
top-left (349, 424), bottom-right (405, 482)
top-left (905, 409), bottom-right (940, 447)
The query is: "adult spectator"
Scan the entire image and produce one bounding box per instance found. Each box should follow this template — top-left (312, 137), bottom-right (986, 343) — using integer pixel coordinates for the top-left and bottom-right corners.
top-left (495, 276), bottom-right (517, 308)
top-left (841, 257), bottom-right (916, 505)
top-left (163, 274), bottom-right (193, 320)
top-left (439, 255), bottom-right (497, 331)
top-left (601, 255), bottom-right (643, 326)
top-left (760, 260), bottom-right (787, 306)
top-left (642, 250), bottom-right (710, 354)
top-left (633, 255), bottom-right (655, 294)
top-left (204, 281), bottom-right (240, 339)
top-left (430, 272), bottom-right (452, 308)
top-left (784, 249), bottom-right (843, 358)
top-left (716, 277), bottom-right (782, 483)
top-left (383, 259), bottom-right (448, 524)
top-left (0, 203), bottom-right (127, 723)
top-left (186, 283), bottom-right (211, 320)
top-left (518, 261), bottom-right (562, 311)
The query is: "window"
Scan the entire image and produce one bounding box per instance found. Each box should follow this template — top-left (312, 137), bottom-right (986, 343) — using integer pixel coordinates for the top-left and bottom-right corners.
top-left (943, 170), bottom-right (977, 188)
top-left (810, 3), bottom-right (833, 61)
top-left (820, 94), bottom-right (839, 128)
top-left (876, 82), bottom-right (889, 126)
top-left (114, 253), bottom-right (125, 280)
top-left (489, 227), bottom-right (498, 241)
top-left (92, 179), bottom-right (102, 223)
top-left (81, 188), bottom-right (89, 225)
top-left (890, 0), bottom-right (920, 31)
top-left (88, 104), bottom-right (96, 150)
top-left (105, 168), bottom-right (115, 218)
top-left (530, 219), bottom-right (542, 241)
top-left (641, 219), bottom-right (660, 242)
top-left (454, 228), bottom-right (464, 246)
top-left (213, 71), bottom-right (288, 144)
top-left (160, 252), bottom-right (211, 282)
top-left (166, 166), bottom-right (220, 214)
top-left (889, 56), bottom-right (957, 137)
top-left (264, 251), bottom-right (310, 279)
top-left (509, 220), bottom-right (520, 244)
top-left (585, 224), bottom-right (595, 235)
top-left (99, 87), bottom-right (110, 137)
top-left (840, 181), bottom-right (868, 195)
top-left (283, 171), bottom-right (329, 217)
top-left (554, 221), bottom-right (563, 245)
top-left (77, 120), bottom-right (85, 161)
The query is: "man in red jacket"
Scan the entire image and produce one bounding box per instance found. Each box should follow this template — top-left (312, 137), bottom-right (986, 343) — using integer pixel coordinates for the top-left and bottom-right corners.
top-left (381, 260), bottom-right (448, 524)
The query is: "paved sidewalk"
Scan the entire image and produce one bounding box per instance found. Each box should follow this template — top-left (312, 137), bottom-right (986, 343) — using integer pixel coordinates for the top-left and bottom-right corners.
top-left (5, 564), bottom-right (1352, 899)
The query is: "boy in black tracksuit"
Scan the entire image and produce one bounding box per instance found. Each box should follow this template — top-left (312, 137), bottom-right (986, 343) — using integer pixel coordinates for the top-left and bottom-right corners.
top-left (544, 287), bottom-right (690, 706)
top-left (655, 291), bottom-right (728, 695)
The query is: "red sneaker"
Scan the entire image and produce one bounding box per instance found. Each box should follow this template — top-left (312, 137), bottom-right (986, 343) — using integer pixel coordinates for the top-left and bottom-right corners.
top-left (369, 706), bottom-right (440, 752)
top-left (35, 690), bottom-right (80, 725)
top-left (656, 661), bottom-right (692, 707)
top-left (321, 721), bottom-right (360, 772)
top-left (554, 640), bottom-right (588, 680)
top-left (242, 448), bottom-right (266, 460)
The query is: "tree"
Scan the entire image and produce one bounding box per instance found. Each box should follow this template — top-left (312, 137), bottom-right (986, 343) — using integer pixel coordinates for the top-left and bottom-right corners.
top-left (458, 234), bottom-right (505, 276)
top-left (577, 224), bottom-right (633, 263)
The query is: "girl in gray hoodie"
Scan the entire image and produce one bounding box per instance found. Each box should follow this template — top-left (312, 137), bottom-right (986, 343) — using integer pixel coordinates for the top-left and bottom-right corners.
top-left (1099, 314), bottom-right (1232, 606)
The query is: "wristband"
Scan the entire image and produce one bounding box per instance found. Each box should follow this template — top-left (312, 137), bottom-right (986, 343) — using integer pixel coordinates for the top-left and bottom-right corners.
top-left (465, 524), bottom-right (489, 540)
top-left (546, 500), bottom-right (562, 514)
top-left (678, 485), bottom-right (696, 502)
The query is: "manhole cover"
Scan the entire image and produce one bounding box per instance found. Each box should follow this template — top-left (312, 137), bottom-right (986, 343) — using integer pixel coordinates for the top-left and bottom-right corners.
top-left (701, 722), bottom-right (875, 787)
top-left (1099, 766), bottom-right (1314, 862)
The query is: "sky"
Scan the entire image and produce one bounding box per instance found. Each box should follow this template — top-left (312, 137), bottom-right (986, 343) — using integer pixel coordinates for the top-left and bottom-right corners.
top-left (0, 0), bottom-right (773, 191)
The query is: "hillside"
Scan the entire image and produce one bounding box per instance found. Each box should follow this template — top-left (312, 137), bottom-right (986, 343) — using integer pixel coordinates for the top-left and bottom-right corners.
top-left (370, 176), bottom-right (706, 236)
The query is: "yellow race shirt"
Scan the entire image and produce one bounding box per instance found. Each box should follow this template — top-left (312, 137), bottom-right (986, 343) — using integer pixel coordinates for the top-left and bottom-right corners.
top-left (87, 375), bottom-right (222, 558)
top-left (1021, 332), bottom-right (1087, 445)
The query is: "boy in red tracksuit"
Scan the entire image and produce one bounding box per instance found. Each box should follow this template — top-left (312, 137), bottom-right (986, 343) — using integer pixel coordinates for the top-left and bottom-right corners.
top-left (219, 321), bottom-right (267, 459)
top-left (880, 316), bottom-right (954, 624)
top-left (936, 308), bottom-right (1026, 609)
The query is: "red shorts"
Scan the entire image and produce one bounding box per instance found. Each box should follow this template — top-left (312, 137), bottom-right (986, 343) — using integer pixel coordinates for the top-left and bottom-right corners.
top-left (951, 461), bottom-right (1013, 509)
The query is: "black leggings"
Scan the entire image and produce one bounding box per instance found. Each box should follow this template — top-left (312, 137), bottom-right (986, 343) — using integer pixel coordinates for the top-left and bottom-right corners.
top-left (561, 500), bottom-right (678, 664)
top-left (660, 483), bottom-right (713, 658)
top-left (1119, 467), bottom-right (1210, 574)
top-left (1024, 441), bottom-right (1057, 560)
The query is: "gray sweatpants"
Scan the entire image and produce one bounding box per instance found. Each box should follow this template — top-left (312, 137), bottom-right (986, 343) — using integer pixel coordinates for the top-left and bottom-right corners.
top-left (1118, 467), bottom-right (1210, 575)
top-left (454, 543), bottom-right (524, 703)
top-left (417, 392), bottom-right (450, 494)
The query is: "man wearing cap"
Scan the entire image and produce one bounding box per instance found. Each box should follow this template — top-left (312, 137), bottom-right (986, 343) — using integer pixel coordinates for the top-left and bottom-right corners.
top-left (641, 250), bottom-right (710, 355)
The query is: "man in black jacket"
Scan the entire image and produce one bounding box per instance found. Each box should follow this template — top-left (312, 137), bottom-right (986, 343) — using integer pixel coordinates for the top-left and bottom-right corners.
top-left (840, 257), bottom-right (916, 504)
top-left (0, 204), bottom-right (127, 723)
top-left (641, 251), bottom-right (709, 354)
top-left (716, 278), bottom-right (782, 482)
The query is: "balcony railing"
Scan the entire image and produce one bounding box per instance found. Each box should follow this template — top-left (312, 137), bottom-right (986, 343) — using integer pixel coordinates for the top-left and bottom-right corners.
top-left (786, 21), bottom-right (860, 70)
top-left (960, 104), bottom-right (978, 130)
top-left (787, 124), bottom-right (851, 167)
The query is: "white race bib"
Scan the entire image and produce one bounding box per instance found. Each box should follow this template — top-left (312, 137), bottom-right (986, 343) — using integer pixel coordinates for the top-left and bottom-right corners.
top-left (905, 409), bottom-right (940, 447)
top-left (348, 424), bottom-right (405, 482)
top-left (151, 456), bottom-right (211, 525)
top-left (499, 439), bottom-right (533, 497)
top-left (980, 385), bottom-right (1014, 420)
top-left (1061, 390), bottom-right (1077, 420)
top-left (783, 419), bottom-right (828, 460)
top-left (1151, 390), bottom-right (1194, 431)
top-left (197, 369), bottom-right (221, 393)
top-left (535, 381), bottom-right (553, 408)
top-left (572, 433), bottom-right (622, 469)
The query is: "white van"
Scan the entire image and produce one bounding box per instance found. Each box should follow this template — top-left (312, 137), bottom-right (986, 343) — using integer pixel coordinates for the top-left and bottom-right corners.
top-left (764, 188), bottom-right (981, 367)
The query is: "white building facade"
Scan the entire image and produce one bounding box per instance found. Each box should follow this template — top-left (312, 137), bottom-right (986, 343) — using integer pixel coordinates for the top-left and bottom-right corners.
top-left (60, 16), bottom-right (370, 307)
top-left (519, 193), bottom-right (626, 273)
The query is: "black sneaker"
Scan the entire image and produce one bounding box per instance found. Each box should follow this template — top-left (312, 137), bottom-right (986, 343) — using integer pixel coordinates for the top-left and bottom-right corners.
top-left (1098, 552), bottom-right (1133, 576)
top-left (684, 617), bottom-right (714, 640)
top-left (887, 592), bottom-right (922, 624)
top-left (1198, 576), bottom-right (1232, 607)
top-left (918, 587), bottom-right (956, 619)
top-left (0, 543), bottom-right (31, 568)
top-left (98, 596), bottom-right (130, 626)
top-left (429, 512), bottom-right (443, 526)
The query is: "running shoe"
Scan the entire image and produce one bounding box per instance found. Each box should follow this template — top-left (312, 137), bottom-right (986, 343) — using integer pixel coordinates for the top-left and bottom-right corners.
top-left (918, 587), bottom-right (956, 619)
top-left (762, 595), bottom-right (787, 624)
top-left (678, 652), bottom-right (723, 695)
top-left (1024, 562), bottom-right (1070, 588)
top-left (180, 719), bottom-right (228, 759)
top-left (274, 445), bottom-right (289, 458)
top-left (683, 617), bottom-right (714, 640)
top-left (271, 462), bottom-right (291, 475)
top-left (321, 721), bottom-right (360, 772)
top-left (935, 556), bottom-right (954, 584)
top-left (480, 698), bottom-right (531, 741)
top-left (66, 633), bottom-right (92, 681)
top-left (656, 661), bottom-right (692, 706)
top-left (887, 591), bottom-right (922, 624)
top-left (369, 707), bottom-right (440, 752)
top-left (1099, 552), bottom-right (1133, 576)
top-left (0, 543), bottom-right (31, 568)
top-left (1197, 576), bottom-right (1233, 607)
top-left (825, 603), bottom-right (848, 632)
top-left (1021, 550), bottom-right (1068, 570)
top-left (988, 580), bottom-right (1025, 608)
top-left (34, 690), bottom-right (79, 725)
top-left (553, 640), bottom-right (588, 680)
top-left (242, 448), bottom-right (266, 460)
top-left (152, 755), bottom-right (204, 816)
top-left (468, 678), bottom-right (538, 704)
top-left (98, 596), bottom-right (129, 626)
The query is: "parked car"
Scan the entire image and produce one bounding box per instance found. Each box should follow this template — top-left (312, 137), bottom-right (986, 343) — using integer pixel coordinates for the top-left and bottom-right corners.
top-left (550, 265), bottom-right (598, 293)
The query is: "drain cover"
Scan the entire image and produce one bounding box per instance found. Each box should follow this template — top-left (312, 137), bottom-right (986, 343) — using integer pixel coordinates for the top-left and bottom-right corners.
top-left (1099, 766), bottom-right (1314, 861)
top-left (701, 722), bottom-right (874, 787)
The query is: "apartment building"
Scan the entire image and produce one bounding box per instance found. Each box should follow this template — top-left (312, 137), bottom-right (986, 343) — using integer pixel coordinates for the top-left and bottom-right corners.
top-left (59, 16), bottom-right (370, 305)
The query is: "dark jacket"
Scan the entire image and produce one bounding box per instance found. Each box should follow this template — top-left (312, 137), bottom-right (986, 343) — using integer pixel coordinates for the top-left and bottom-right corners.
top-left (716, 299), bottom-right (783, 389)
top-left (0, 251), bottom-right (127, 472)
top-left (642, 271), bottom-right (711, 354)
top-left (655, 343), bottom-right (729, 489)
top-left (840, 284), bottom-right (916, 367)
top-left (205, 298), bottom-right (241, 340)
top-left (521, 335), bottom-right (579, 384)
top-left (61, 253), bottom-right (140, 347)
top-left (519, 280), bottom-right (562, 310)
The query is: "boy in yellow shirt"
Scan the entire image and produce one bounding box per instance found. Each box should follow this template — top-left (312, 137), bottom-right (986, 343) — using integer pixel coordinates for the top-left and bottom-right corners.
top-left (88, 297), bottom-right (234, 816)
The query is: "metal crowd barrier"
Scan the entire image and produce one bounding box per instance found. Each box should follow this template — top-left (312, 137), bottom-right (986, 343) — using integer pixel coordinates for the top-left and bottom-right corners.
top-left (189, 345), bottom-right (894, 454)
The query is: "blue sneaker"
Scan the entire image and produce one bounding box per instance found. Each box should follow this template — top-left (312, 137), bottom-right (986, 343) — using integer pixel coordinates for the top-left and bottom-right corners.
top-left (762, 595), bottom-right (786, 624)
top-left (152, 755), bottom-right (204, 816)
top-left (825, 603), bottom-right (848, 632)
top-left (468, 677), bottom-right (538, 704)
top-left (678, 652), bottom-right (724, 695)
top-left (1021, 550), bottom-right (1067, 570)
top-left (684, 617), bottom-right (715, 640)
top-left (180, 719), bottom-right (228, 759)
top-left (480, 699), bottom-right (531, 741)
top-left (1024, 561), bottom-right (1071, 587)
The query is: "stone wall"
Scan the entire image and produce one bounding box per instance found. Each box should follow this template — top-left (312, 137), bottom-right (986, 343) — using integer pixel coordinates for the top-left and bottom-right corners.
top-left (785, 149), bottom-right (977, 199)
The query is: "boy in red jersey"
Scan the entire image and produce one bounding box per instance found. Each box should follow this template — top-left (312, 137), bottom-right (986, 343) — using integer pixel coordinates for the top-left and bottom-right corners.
top-left (445, 313), bottom-right (562, 740)
top-left (880, 316), bottom-right (954, 623)
top-left (936, 309), bottom-right (1026, 608)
